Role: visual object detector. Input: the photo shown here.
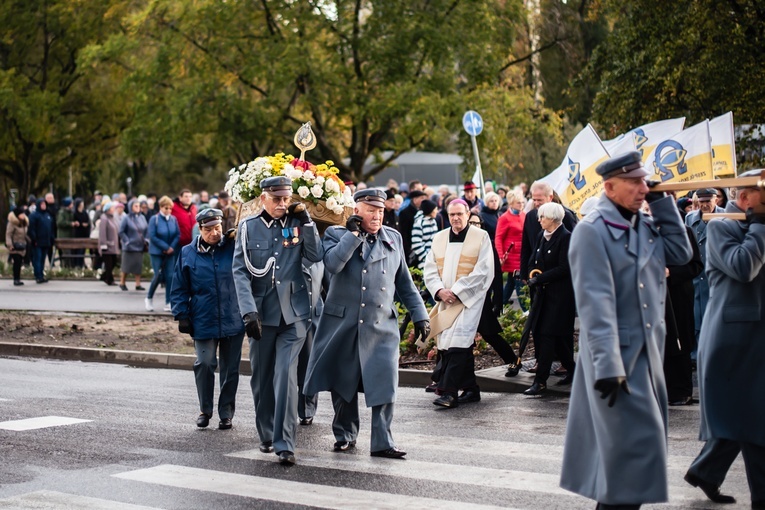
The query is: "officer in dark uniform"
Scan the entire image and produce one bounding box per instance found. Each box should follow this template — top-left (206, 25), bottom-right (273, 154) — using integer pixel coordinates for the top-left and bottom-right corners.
top-left (232, 176), bottom-right (323, 466)
top-left (382, 189), bottom-right (399, 231)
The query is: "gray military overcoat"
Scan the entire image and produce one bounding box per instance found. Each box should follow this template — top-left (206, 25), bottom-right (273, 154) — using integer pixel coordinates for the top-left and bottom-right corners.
top-left (560, 195), bottom-right (692, 505)
top-left (698, 202), bottom-right (765, 446)
top-left (304, 225), bottom-right (428, 408)
top-left (685, 206), bottom-right (724, 333)
top-left (232, 212), bottom-right (323, 325)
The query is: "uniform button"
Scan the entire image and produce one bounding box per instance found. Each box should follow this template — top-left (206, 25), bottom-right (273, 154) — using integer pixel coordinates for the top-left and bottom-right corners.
top-left (308, 291), bottom-right (312, 295)
top-left (362, 286), bottom-right (366, 290)
top-left (361, 303), bottom-right (365, 307)
top-left (625, 244), bottom-right (628, 248)
top-left (308, 319), bottom-right (312, 323)
top-left (646, 323), bottom-right (651, 328)
top-left (274, 238), bottom-right (278, 241)
top-left (307, 277), bottom-right (312, 281)
top-left (382, 270), bottom-right (386, 274)
top-left (277, 281), bottom-right (281, 284)
top-left (363, 269), bottom-right (367, 273)
top-left (276, 266), bottom-right (280, 269)
top-left (381, 287), bottom-right (386, 291)
top-left (649, 239), bottom-right (653, 243)
top-left (643, 304), bottom-right (648, 309)
top-left (639, 283), bottom-right (644, 289)
top-left (359, 320), bottom-right (363, 324)
top-left (274, 252), bottom-right (279, 255)
top-left (379, 304), bottom-right (384, 308)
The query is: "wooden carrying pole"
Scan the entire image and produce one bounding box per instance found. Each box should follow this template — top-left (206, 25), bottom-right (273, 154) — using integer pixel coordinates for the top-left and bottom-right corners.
top-left (650, 171), bottom-right (764, 193)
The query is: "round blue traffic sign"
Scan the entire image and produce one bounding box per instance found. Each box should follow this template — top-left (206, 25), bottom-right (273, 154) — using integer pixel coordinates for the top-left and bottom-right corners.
top-left (462, 110), bottom-right (483, 136)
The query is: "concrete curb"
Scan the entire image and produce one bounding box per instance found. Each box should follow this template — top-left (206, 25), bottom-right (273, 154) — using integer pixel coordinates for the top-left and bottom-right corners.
top-left (0, 342), bottom-right (571, 396)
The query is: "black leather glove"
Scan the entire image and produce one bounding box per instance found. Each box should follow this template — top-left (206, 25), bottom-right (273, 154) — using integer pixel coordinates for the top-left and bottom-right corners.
top-left (746, 208), bottom-right (765, 225)
top-left (178, 318), bottom-right (193, 336)
top-left (225, 228), bottom-right (237, 239)
top-left (594, 376), bottom-right (630, 407)
top-left (644, 180), bottom-right (666, 204)
top-left (287, 203), bottom-right (311, 225)
top-left (244, 312), bottom-right (262, 340)
top-left (413, 320), bottom-right (431, 344)
top-left (345, 215), bottom-right (363, 233)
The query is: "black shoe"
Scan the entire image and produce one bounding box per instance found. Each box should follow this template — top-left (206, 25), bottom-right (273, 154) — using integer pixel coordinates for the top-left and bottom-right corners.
top-left (219, 418), bottom-right (232, 430)
top-left (524, 382), bottom-right (546, 396)
top-left (684, 472), bottom-right (736, 503)
top-left (299, 417), bottom-right (313, 426)
top-left (135, 285), bottom-right (146, 291)
top-left (259, 441), bottom-right (274, 453)
top-left (555, 374), bottom-right (574, 386)
top-left (13, 280), bottom-right (24, 286)
top-left (196, 413), bottom-right (211, 428)
top-left (425, 382), bottom-right (437, 393)
top-left (36, 278), bottom-right (48, 284)
top-left (433, 394), bottom-right (458, 408)
top-left (457, 390), bottom-right (481, 403)
top-left (668, 396), bottom-right (693, 406)
top-left (505, 359), bottom-right (522, 377)
top-left (370, 447), bottom-right (406, 459)
top-left (333, 440), bottom-right (357, 452)
top-left (119, 284), bottom-right (128, 291)
top-left (278, 451), bottom-right (296, 466)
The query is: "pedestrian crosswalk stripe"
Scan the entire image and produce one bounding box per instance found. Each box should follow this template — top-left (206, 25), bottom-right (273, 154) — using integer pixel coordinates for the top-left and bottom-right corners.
top-left (227, 447), bottom-right (574, 497)
top-left (0, 490), bottom-right (159, 509)
top-left (114, 464), bottom-right (514, 510)
top-left (0, 416), bottom-right (91, 431)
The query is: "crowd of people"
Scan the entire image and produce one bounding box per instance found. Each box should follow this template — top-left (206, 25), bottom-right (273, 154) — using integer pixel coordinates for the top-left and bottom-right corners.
top-left (5, 160), bottom-right (764, 508)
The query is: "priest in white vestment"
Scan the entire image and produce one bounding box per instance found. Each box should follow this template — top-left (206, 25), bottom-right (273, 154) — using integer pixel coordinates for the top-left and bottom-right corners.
top-left (423, 199), bottom-right (494, 408)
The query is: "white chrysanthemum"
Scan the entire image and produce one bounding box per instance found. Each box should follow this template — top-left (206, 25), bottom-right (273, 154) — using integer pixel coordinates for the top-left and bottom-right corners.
top-left (303, 170), bottom-right (315, 181)
top-left (297, 186), bottom-right (311, 198)
top-left (315, 176), bottom-right (325, 185)
top-left (311, 184), bottom-right (324, 198)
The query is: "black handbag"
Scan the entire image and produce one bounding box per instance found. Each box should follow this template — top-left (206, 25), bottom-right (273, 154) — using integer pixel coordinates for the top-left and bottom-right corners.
top-left (12, 242), bottom-right (27, 251)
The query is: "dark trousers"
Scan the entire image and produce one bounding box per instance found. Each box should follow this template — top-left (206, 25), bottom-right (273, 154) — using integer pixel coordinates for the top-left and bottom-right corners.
top-left (434, 347), bottom-right (477, 397)
top-left (533, 333), bottom-right (575, 385)
top-left (663, 351), bottom-right (693, 402)
top-left (331, 391), bottom-right (395, 452)
top-left (688, 438), bottom-right (740, 487)
top-left (297, 330), bottom-right (318, 420)
top-left (101, 254), bottom-right (117, 284)
top-left (477, 296), bottom-right (518, 364)
top-left (32, 247), bottom-right (47, 280)
top-left (193, 332), bottom-right (244, 419)
top-left (10, 253), bottom-right (22, 281)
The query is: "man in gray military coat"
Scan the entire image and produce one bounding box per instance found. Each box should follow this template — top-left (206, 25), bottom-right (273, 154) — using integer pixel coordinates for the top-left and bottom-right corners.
top-left (232, 176), bottom-right (323, 466)
top-left (686, 170), bottom-right (765, 508)
top-left (560, 151), bottom-right (692, 509)
top-left (304, 188), bottom-right (430, 459)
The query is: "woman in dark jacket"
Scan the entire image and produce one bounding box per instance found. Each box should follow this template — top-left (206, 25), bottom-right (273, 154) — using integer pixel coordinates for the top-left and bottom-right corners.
top-left (118, 199), bottom-right (148, 291)
top-left (145, 196), bottom-right (180, 312)
top-left (479, 192), bottom-right (502, 241)
top-left (523, 202), bottom-right (576, 396)
top-left (6, 206), bottom-right (29, 285)
top-left (72, 199), bottom-right (91, 268)
top-left (170, 208), bottom-right (244, 430)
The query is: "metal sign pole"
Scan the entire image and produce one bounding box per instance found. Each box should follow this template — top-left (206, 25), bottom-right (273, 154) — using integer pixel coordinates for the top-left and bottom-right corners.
top-left (470, 135), bottom-right (485, 200)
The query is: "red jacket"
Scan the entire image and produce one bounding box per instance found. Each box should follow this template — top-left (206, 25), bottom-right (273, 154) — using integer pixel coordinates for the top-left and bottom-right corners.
top-left (171, 199), bottom-right (197, 247)
top-left (495, 209), bottom-right (525, 273)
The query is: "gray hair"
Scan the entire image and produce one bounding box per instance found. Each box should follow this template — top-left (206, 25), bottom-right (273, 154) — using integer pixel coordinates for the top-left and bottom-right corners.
top-left (530, 181), bottom-right (553, 197)
top-left (538, 202), bottom-right (565, 223)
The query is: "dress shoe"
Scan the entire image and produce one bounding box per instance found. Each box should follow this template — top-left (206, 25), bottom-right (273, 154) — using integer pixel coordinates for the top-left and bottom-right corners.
top-left (36, 278), bottom-right (49, 284)
top-left (553, 367), bottom-right (568, 376)
top-left (218, 418), bottom-right (232, 430)
top-left (259, 441), bottom-right (274, 453)
top-left (668, 396), bottom-right (693, 406)
top-left (119, 284), bottom-right (128, 291)
top-left (333, 440), bottom-right (357, 452)
top-left (196, 413), bottom-right (211, 428)
top-left (370, 447), bottom-right (406, 459)
top-left (278, 451), bottom-right (296, 466)
top-left (135, 285), bottom-right (146, 291)
top-left (432, 394), bottom-right (458, 408)
top-left (13, 280), bottom-right (24, 286)
top-left (555, 374), bottom-right (574, 386)
top-left (524, 382), bottom-right (546, 396)
top-left (299, 417), bottom-right (313, 426)
top-left (457, 390), bottom-right (481, 403)
top-left (684, 472), bottom-right (736, 503)
top-left (425, 382), bottom-right (437, 393)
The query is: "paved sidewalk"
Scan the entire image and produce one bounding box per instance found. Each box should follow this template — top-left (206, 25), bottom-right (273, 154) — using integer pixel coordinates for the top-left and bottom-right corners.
top-left (0, 278), bottom-right (570, 395)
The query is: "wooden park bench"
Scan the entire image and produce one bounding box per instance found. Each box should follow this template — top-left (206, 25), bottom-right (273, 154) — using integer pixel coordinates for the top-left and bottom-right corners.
top-left (53, 238), bottom-right (100, 266)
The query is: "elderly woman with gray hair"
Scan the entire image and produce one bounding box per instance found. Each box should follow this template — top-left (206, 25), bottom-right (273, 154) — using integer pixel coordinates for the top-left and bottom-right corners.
top-left (523, 202), bottom-right (577, 396)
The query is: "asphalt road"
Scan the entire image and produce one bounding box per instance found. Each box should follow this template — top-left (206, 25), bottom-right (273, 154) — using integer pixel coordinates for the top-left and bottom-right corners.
top-left (0, 357), bottom-right (754, 509)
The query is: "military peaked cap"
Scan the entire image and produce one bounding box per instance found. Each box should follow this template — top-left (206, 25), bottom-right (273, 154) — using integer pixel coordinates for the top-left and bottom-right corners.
top-left (260, 176), bottom-right (293, 197)
top-left (354, 188), bottom-right (386, 208)
top-left (196, 208), bottom-right (223, 227)
top-left (596, 151), bottom-right (650, 180)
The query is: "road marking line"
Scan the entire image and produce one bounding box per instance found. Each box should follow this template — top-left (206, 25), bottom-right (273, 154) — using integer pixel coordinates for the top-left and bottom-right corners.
top-left (0, 490), bottom-right (159, 509)
top-left (228, 447), bottom-right (573, 496)
top-left (0, 416), bottom-right (91, 431)
top-left (114, 464), bottom-right (513, 510)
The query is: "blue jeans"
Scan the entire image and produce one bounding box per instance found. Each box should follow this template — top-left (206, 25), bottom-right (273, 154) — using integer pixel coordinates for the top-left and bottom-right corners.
top-left (147, 253), bottom-right (177, 302)
top-left (502, 272), bottom-right (527, 312)
top-left (32, 246), bottom-right (47, 280)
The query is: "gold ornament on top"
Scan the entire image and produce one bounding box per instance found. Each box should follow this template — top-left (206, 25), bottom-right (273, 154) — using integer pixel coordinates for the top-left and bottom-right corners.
top-left (294, 122), bottom-right (317, 162)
